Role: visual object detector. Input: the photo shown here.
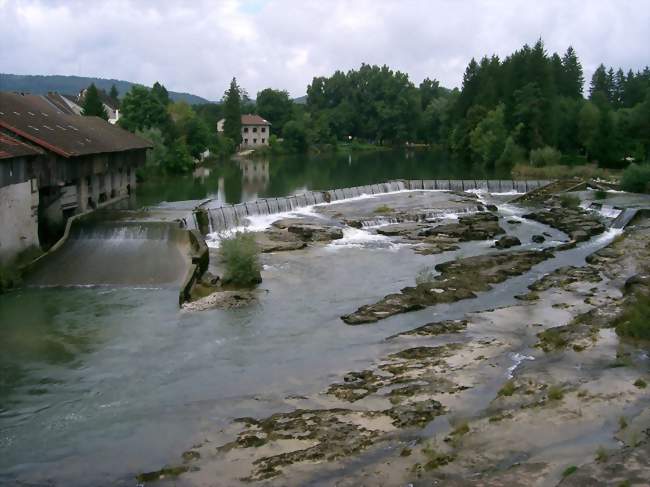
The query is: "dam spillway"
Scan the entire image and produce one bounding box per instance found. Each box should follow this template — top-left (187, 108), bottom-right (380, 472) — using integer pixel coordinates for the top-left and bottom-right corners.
top-left (25, 220), bottom-right (191, 287)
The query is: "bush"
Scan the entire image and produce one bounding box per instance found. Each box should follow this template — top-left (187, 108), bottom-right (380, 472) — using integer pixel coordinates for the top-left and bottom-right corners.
top-left (530, 146), bottom-right (562, 167)
top-left (615, 293), bottom-right (650, 340)
top-left (511, 163), bottom-right (613, 180)
top-left (219, 232), bottom-right (262, 288)
top-left (0, 264), bottom-right (22, 293)
top-left (620, 163), bottom-right (650, 194)
top-left (559, 193), bottom-right (581, 209)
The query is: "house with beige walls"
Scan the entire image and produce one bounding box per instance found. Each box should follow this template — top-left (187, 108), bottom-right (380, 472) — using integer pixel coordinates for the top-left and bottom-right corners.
top-left (217, 114), bottom-right (271, 148)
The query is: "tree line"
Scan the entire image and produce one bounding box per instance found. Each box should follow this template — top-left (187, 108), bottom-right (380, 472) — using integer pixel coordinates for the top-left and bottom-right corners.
top-left (110, 38), bottom-right (649, 176)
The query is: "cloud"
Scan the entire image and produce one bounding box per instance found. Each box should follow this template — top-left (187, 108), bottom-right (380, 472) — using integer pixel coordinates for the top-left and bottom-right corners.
top-left (1, 0), bottom-right (648, 100)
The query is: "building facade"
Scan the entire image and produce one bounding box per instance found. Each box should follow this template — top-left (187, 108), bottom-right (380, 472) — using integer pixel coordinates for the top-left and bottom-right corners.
top-left (217, 114), bottom-right (271, 149)
top-left (0, 92), bottom-right (151, 263)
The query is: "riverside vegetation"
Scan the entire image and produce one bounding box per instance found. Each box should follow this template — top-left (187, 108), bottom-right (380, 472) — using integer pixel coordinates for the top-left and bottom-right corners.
top-left (107, 39), bottom-right (649, 188)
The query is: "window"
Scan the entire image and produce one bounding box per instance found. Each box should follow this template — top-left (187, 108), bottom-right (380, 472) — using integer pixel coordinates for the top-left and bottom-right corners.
top-left (261, 127), bottom-right (266, 133)
top-left (253, 127), bottom-right (258, 133)
top-left (262, 138), bottom-right (266, 144)
top-left (253, 138), bottom-right (257, 143)
top-left (244, 138), bottom-right (249, 144)
top-left (243, 127), bottom-right (249, 133)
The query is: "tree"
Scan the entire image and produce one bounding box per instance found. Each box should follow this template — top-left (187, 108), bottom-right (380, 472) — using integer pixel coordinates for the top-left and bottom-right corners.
top-left (590, 64), bottom-right (611, 102)
top-left (119, 85), bottom-right (171, 133)
top-left (560, 46), bottom-right (584, 98)
top-left (81, 83), bottom-right (108, 120)
top-left (282, 120), bottom-right (308, 152)
top-left (469, 103), bottom-right (508, 168)
top-left (223, 78), bottom-right (242, 145)
top-left (109, 84), bottom-right (119, 105)
top-left (256, 88), bottom-right (293, 136)
top-left (151, 81), bottom-right (170, 105)
top-left (578, 101), bottom-right (600, 159)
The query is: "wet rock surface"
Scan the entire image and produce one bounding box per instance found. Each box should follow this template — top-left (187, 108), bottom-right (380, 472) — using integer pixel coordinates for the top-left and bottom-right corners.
top-left (494, 235), bottom-right (521, 249)
top-left (182, 290), bottom-right (257, 311)
top-left (342, 249), bottom-right (552, 324)
top-left (272, 218), bottom-right (344, 242)
top-left (523, 207), bottom-right (606, 242)
top-left (387, 319), bottom-right (468, 339)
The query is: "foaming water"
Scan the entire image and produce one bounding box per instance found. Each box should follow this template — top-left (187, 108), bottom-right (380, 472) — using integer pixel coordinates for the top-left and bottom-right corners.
top-left (326, 227), bottom-right (404, 251)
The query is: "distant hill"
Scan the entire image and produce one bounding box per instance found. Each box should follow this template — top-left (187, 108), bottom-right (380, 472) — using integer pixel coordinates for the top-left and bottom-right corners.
top-left (293, 95), bottom-right (307, 104)
top-left (0, 73), bottom-right (211, 105)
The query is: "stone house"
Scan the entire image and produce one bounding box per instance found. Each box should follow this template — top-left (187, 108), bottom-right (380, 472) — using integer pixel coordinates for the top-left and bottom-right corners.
top-left (217, 114), bottom-right (271, 148)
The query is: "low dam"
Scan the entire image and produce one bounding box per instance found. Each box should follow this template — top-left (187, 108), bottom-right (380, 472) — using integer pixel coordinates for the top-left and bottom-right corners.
top-left (197, 179), bottom-right (551, 234)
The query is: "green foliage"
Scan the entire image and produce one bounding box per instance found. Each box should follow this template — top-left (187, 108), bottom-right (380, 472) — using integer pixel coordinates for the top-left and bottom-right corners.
top-left (530, 146), bottom-right (562, 167)
top-left (470, 103), bottom-right (508, 168)
top-left (119, 85), bottom-right (172, 133)
top-left (163, 139), bottom-right (194, 174)
top-left (595, 445), bottom-right (608, 463)
top-left (619, 416), bottom-right (628, 430)
top-left (282, 120), bottom-right (308, 152)
top-left (615, 293), bottom-right (650, 340)
top-left (620, 163), bottom-right (650, 193)
top-left (109, 84), bottom-right (119, 104)
top-left (559, 193), bottom-right (581, 209)
top-left (497, 380), bottom-right (516, 397)
top-left (219, 232), bottom-right (262, 288)
top-left (594, 190), bottom-right (608, 200)
top-left (81, 83), bottom-right (108, 120)
top-left (256, 88), bottom-right (293, 136)
top-left (633, 378), bottom-right (647, 389)
top-left (562, 466), bottom-right (578, 477)
top-left (511, 163), bottom-right (612, 180)
top-left (223, 78), bottom-right (242, 145)
top-left (547, 385), bottom-right (564, 400)
top-left (374, 204), bottom-right (393, 214)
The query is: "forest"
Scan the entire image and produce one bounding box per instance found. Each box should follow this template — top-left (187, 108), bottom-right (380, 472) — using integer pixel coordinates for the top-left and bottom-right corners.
top-left (110, 39), bottom-right (649, 184)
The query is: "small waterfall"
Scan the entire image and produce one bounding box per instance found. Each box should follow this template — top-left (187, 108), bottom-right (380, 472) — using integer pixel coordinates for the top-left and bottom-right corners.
top-left (196, 179), bottom-right (548, 235)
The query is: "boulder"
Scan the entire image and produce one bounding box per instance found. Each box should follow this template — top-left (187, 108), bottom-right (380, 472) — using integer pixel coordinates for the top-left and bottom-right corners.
top-left (494, 235), bottom-right (521, 249)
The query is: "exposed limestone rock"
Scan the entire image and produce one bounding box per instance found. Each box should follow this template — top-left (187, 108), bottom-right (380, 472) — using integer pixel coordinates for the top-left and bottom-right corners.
top-left (532, 234), bottom-right (545, 243)
top-left (342, 250), bottom-right (552, 325)
top-left (387, 319), bottom-right (468, 339)
top-left (522, 207), bottom-right (606, 242)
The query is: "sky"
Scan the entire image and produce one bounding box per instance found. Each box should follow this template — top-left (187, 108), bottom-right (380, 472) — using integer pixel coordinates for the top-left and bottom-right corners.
top-left (1, 0), bottom-right (649, 101)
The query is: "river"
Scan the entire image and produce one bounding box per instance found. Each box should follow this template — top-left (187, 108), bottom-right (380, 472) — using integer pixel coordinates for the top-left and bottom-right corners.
top-left (0, 150), bottom-right (593, 486)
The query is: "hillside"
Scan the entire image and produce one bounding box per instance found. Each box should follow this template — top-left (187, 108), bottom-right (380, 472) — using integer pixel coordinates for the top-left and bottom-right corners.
top-left (0, 73), bottom-right (211, 105)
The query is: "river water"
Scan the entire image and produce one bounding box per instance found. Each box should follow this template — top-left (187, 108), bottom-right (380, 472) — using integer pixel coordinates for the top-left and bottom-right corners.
top-left (0, 150), bottom-right (614, 486)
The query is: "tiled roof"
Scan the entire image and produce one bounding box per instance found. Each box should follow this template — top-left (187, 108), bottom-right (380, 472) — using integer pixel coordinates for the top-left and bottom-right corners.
top-left (241, 114), bottom-right (270, 125)
top-left (0, 92), bottom-right (151, 158)
top-left (0, 132), bottom-right (44, 160)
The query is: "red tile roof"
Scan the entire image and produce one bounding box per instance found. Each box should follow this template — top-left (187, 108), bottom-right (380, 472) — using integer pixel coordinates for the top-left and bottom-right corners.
top-left (241, 114), bottom-right (270, 125)
top-left (0, 92), bottom-right (152, 158)
top-left (0, 132), bottom-right (43, 159)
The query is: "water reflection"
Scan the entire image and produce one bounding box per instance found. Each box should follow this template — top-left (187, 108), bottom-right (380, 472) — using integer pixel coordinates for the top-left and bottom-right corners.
top-left (135, 148), bottom-right (506, 208)
top-left (239, 158), bottom-right (270, 200)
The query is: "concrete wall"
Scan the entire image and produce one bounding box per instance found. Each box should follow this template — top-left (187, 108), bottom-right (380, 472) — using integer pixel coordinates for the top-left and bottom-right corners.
top-left (0, 179), bottom-right (39, 264)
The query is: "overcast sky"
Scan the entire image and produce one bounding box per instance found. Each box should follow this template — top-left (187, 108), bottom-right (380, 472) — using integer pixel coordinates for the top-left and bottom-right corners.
top-left (1, 0), bottom-right (648, 100)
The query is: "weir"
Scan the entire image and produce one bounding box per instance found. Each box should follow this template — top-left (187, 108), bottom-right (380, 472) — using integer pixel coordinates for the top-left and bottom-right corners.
top-left (197, 179), bottom-right (551, 234)
top-left (25, 220), bottom-right (192, 287)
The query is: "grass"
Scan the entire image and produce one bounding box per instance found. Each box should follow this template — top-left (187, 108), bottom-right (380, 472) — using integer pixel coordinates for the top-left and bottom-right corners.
top-left (374, 204), bottom-right (393, 214)
top-left (547, 385), bottom-right (564, 401)
top-left (537, 328), bottom-right (568, 352)
top-left (497, 380), bottom-right (516, 397)
top-left (619, 416), bottom-right (628, 430)
top-left (218, 232), bottom-right (262, 288)
top-left (615, 293), bottom-right (650, 341)
top-left (562, 465), bottom-right (578, 477)
top-left (633, 378), bottom-right (647, 389)
top-left (512, 163), bottom-right (614, 180)
top-left (559, 193), bottom-right (581, 209)
top-left (595, 445), bottom-right (608, 463)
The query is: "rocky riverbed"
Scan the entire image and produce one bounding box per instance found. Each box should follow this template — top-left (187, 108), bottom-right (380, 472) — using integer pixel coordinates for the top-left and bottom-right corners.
top-left (154, 187), bottom-right (650, 486)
